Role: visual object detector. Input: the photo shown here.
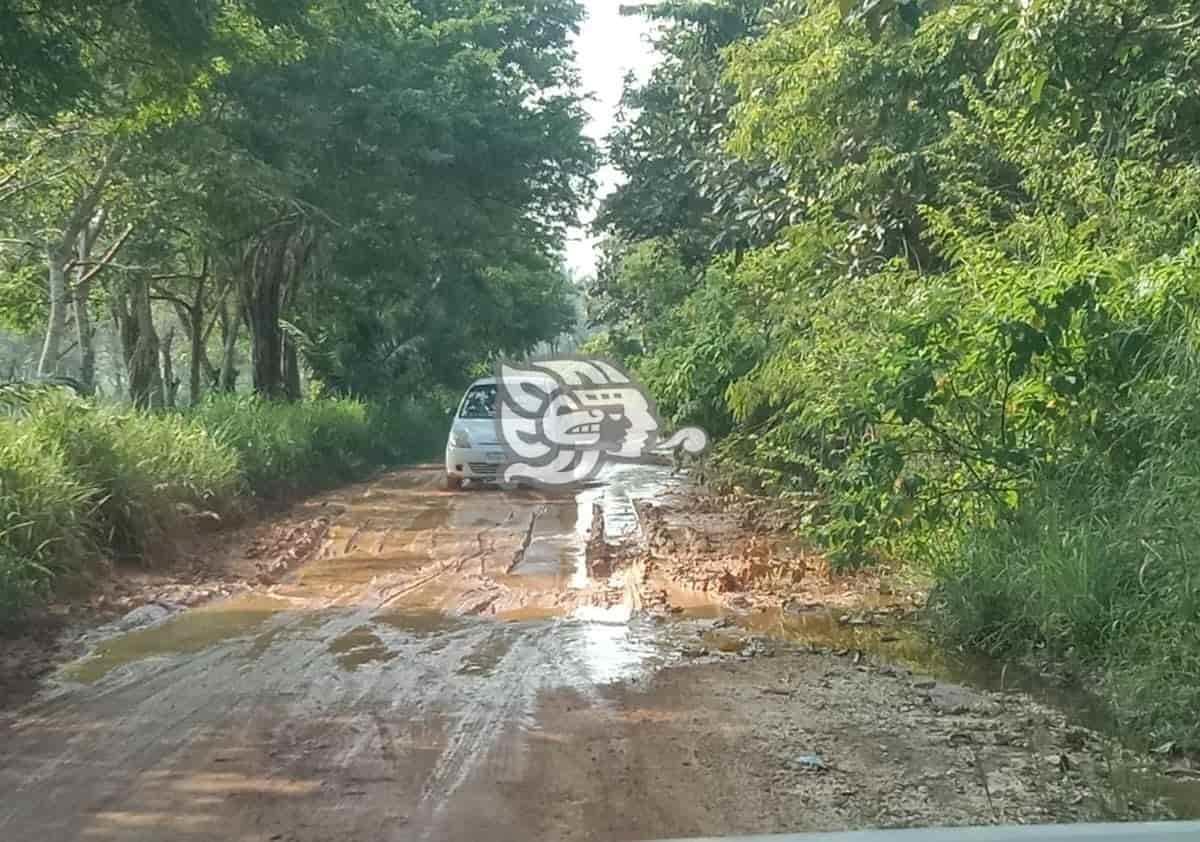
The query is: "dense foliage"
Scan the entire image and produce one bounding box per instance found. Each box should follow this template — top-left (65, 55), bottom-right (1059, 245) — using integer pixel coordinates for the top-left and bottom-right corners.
top-left (593, 0), bottom-right (1200, 745)
top-left (2, 0), bottom-right (593, 403)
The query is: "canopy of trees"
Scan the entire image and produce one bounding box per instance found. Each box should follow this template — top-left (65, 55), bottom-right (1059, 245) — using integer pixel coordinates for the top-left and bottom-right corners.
top-left (1, 0), bottom-right (594, 405)
top-left (593, 0), bottom-right (1200, 557)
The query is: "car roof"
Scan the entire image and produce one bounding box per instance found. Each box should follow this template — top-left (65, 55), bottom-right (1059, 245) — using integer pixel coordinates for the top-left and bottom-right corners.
top-left (467, 375), bottom-right (556, 389)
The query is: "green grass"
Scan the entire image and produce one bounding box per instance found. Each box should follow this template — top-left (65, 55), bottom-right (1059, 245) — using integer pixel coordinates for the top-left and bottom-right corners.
top-left (0, 418), bottom-right (97, 618)
top-left (23, 397), bottom-right (243, 559)
top-left (192, 394), bottom-right (446, 496)
top-left (928, 454), bottom-right (1200, 750)
top-left (0, 392), bottom-right (446, 624)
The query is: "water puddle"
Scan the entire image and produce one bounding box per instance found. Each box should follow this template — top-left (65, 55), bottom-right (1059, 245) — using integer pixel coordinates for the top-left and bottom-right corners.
top-left (456, 628), bottom-right (519, 677)
top-left (557, 615), bottom-right (671, 687)
top-left (64, 595), bottom-right (291, 684)
top-left (725, 606), bottom-right (1116, 725)
top-left (506, 462), bottom-right (680, 591)
top-left (583, 462), bottom-right (681, 541)
top-left (374, 610), bottom-right (471, 637)
top-left (243, 611), bottom-right (331, 662)
top-left (328, 627), bottom-right (396, 671)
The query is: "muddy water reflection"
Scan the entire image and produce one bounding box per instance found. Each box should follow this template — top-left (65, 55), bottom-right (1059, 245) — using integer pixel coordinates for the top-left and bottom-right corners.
top-left (557, 616), bottom-right (669, 686)
top-left (509, 463), bottom-right (680, 589)
top-left (64, 595), bottom-right (291, 684)
top-left (328, 626), bottom-right (396, 671)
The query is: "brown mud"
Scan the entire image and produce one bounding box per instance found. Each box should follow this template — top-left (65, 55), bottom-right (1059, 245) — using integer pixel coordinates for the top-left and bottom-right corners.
top-left (1, 464), bottom-right (1196, 841)
top-left (0, 491), bottom-right (338, 707)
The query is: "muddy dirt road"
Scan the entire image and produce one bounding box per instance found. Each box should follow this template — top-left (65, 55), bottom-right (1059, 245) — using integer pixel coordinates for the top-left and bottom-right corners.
top-left (0, 466), bottom-right (1185, 841)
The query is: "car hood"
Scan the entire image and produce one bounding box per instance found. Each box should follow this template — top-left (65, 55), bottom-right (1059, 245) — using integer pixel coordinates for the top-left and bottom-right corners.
top-left (450, 417), bottom-right (506, 447)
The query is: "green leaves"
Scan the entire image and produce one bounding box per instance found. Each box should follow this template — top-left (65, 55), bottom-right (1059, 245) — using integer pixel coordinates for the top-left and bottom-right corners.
top-left (0, 0), bottom-right (306, 121)
top-left (593, 0), bottom-right (1200, 567)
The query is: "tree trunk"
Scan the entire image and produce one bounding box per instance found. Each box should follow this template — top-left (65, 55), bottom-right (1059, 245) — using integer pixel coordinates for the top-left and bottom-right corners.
top-left (71, 211), bottom-right (106, 394)
top-left (172, 299), bottom-right (204, 405)
top-left (282, 334), bottom-right (302, 401)
top-left (239, 222), bottom-right (313, 399)
top-left (113, 275), bottom-right (164, 409)
top-left (167, 277), bottom-right (222, 404)
top-left (184, 259), bottom-right (210, 405)
top-left (243, 250), bottom-right (283, 400)
top-left (200, 351), bottom-right (220, 392)
top-left (73, 278), bottom-right (95, 392)
top-left (218, 298), bottom-right (240, 392)
top-left (36, 144), bottom-right (123, 378)
top-left (160, 326), bottom-right (179, 408)
top-left (188, 317), bottom-right (203, 404)
top-left (37, 248), bottom-right (70, 376)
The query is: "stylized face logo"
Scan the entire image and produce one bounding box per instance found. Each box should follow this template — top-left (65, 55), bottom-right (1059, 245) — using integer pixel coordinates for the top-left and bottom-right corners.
top-left (495, 357), bottom-right (708, 486)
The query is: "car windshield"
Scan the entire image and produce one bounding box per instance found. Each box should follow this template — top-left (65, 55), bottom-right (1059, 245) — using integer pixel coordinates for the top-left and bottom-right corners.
top-left (459, 384), bottom-right (497, 419)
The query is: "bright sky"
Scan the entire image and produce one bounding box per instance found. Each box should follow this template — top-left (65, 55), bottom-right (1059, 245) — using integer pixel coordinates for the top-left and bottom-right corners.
top-left (565, 2), bottom-right (661, 279)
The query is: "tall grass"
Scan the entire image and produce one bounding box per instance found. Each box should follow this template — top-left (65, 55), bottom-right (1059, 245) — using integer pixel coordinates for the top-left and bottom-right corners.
top-left (928, 337), bottom-right (1200, 748)
top-left (0, 420), bottom-right (96, 618)
top-left (24, 397), bottom-right (243, 559)
top-left (193, 396), bottom-right (372, 496)
top-left (193, 394), bottom-right (446, 496)
top-left (0, 393), bottom-right (445, 623)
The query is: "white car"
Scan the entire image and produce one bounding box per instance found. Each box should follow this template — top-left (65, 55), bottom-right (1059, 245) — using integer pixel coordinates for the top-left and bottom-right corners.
top-left (444, 377), bottom-right (509, 489)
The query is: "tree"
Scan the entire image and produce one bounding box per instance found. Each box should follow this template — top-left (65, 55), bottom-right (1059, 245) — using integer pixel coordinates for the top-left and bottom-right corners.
top-left (0, 0), bottom-right (305, 119)
top-left (2, 0), bottom-right (595, 404)
top-left (200, 0), bottom-right (594, 398)
top-left (1, 0), bottom-right (303, 397)
top-left (592, 0), bottom-right (1200, 563)
top-left (590, 0), bottom-right (787, 369)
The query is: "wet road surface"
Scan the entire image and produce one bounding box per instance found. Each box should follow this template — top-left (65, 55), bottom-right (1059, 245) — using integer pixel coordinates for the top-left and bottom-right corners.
top-left (2, 465), bottom-right (1195, 840)
top-left (0, 465), bottom-right (717, 841)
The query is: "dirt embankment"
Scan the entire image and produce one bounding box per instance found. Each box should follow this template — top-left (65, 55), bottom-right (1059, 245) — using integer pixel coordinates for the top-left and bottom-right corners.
top-left (620, 484), bottom-right (918, 619)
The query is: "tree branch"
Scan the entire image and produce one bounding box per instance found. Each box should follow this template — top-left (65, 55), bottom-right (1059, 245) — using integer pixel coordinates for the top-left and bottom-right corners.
top-left (1136, 13), bottom-right (1200, 33)
top-left (0, 166), bottom-right (71, 204)
top-left (58, 142), bottom-right (124, 255)
top-left (150, 292), bottom-right (193, 309)
top-left (71, 223), bottom-right (135, 290)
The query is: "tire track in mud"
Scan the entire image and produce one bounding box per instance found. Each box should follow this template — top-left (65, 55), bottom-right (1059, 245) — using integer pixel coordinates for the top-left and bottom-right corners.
top-left (0, 465), bottom-right (695, 840)
top-left (413, 610), bottom-right (670, 840)
top-left (415, 623), bottom-right (545, 834)
top-left (375, 511), bottom-right (516, 609)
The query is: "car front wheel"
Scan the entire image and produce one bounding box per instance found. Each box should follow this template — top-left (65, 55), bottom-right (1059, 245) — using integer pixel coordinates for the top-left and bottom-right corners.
top-left (446, 474), bottom-right (464, 491)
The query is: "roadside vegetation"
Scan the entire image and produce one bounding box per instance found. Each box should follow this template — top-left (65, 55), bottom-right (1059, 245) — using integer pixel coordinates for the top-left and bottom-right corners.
top-left (590, 0), bottom-right (1200, 748)
top-left (0, 1), bottom-right (593, 622)
top-left (0, 391), bottom-right (446, 621)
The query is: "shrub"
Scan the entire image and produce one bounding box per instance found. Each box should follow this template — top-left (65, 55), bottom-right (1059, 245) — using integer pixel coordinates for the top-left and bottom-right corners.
top-left (196, 395), bottom-right (388, 495)
top-left (0, 420), bottom-right (96, 618)
top-left (928, 341), bottom-right (1200, 748)
top-left (21, 397), bottom-right (243, 560)
top-left (365, 395), bottom-right (451, 466)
